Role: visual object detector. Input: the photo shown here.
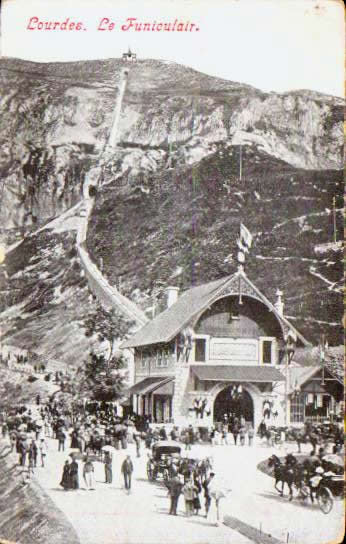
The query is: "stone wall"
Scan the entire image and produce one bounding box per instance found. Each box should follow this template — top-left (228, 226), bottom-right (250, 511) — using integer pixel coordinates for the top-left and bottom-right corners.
top-left (0, 441), bottom-right (79, 544)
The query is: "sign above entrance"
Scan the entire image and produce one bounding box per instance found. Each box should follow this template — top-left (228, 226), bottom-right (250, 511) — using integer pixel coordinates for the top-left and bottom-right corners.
top-left (210, 338), bottom-right (258, 361)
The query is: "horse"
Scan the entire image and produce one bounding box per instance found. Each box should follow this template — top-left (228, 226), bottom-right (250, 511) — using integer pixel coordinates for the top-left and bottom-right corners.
top-left (268, 454), bottom-right (298, 500)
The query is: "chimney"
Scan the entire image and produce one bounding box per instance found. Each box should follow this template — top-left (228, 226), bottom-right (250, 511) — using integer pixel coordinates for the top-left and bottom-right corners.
top-left (275, 289), bottom-right (284, 316)
top-left (166, 286), bottom-right (180, 308)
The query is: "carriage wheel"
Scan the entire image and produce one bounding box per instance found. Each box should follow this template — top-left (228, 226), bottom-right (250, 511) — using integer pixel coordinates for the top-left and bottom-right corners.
top-left (317, 487), bottom-right (333, 514)
top-left (147, 463), bottom-right (153, 481)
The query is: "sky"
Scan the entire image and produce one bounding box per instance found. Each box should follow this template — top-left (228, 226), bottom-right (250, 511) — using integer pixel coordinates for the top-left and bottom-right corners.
top-left (0, 0), bottom-right (344, 97)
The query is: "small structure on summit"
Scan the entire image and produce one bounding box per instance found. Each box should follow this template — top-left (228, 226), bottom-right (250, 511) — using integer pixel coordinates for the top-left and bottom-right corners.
top-left (122, 48), bottom-right (137, 62)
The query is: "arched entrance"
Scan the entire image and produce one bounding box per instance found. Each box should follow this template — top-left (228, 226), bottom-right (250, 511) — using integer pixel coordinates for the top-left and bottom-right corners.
top-left (213, 385), bottom-right (254, 424)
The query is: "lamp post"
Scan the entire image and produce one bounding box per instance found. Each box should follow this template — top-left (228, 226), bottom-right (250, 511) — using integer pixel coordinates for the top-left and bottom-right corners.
top-left (284, 336), bottom-right (296, 427)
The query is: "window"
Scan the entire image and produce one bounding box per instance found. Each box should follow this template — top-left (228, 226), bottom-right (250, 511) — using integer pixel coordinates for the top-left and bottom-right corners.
top-left (137, 351), bottom-right (146, 369)
top-left (195, 339), bottom-right (206, 362)
top-left (260, 337), bottom-right (276, 365)
top-left (290, 393), bottom-right (305, 423)
top-left (140, 355), bottom-right (147, 369)
top-left (157, 349), bottom-right (168, 367)
top-left (262, 341), bottom-right (272, 364)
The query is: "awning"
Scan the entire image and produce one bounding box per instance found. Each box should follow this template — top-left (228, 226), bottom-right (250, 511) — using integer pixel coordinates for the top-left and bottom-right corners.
top-left (191, 365), bottom-right (285, 382)
top-left (128, 376), bottom-right (173, 396)
top-left (153, 380), bottom-right (174, 395)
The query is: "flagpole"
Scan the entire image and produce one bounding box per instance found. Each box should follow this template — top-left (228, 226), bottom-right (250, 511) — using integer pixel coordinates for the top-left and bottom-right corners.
top-left (239, 145), bottom-right (242, 181)
top-left (333, 196), bottom-right (337, 243)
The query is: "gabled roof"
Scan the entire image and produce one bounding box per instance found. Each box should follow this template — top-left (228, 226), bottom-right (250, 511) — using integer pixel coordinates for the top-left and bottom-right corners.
top-left (121, 268), bottom-right (310, 348)
top-left (121, 275), bottom-right (231, 348)
top-left (288, 364), bottom-right (343, 394)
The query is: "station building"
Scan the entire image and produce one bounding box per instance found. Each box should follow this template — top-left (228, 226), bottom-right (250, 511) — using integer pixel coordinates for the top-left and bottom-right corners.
top-left (121, 267), bottom-right (343, 429)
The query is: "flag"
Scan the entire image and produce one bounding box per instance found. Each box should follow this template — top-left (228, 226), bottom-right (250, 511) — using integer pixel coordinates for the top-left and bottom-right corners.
top-left (240, 223), bottom-right (253, 249)
top-left (237, 238), bottom-right (248, 253)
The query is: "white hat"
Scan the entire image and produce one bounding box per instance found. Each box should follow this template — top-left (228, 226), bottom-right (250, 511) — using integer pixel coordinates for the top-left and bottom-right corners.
top-left (315, 467), bottom-right (324, 474)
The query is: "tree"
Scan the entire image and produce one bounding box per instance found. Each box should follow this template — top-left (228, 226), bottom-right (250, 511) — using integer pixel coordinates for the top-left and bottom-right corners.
top-left (83, 303), bottom-right (134, 367)
top-left (76, 352), bottom-right (128, 402)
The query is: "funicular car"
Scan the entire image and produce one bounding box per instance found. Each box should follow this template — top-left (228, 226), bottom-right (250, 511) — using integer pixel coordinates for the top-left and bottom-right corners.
top-left (146, 440), bottom-right (181, 481)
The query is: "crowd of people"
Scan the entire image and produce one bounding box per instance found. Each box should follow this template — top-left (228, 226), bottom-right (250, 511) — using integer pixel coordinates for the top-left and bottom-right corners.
top-left (0, 394), bottom-right (343, 528)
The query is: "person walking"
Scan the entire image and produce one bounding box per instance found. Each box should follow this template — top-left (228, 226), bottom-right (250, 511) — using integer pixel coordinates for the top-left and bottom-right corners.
top-left (232, 420), bottom-right (239, 446)
top-left (104, 451), bottom-right (113, 483)
top-left (83, 456), bottom-right (96, 490)
top-left (182, 478), bottom-right (195, 517)
top-left (18, 438), bottom-right (29, 467)
top-left (293, 428), bottom-right (303, 453)
top-left (69, 456), bottom-right (79, 490)
top-left (166, 475), bottom-right (183, 516)
top-left (202, 472), bottom-right (215, 518)
top-left (121, 455), bottom-right (134, 491)
top-left (220, 426), bottom-right (228, 446)
top-left (9, 432), bottom-right (17, 453)
top-left (193, 477), bottom-right (202, 515)
top-left (133, 433), bottom-right (141, 458)
top-left (239, 425), bottom-right (246, 446)
top-left (258, 419), bottom-right (267, 440)
top-left (60, 460), bottom-right (71, 490)
top-left (248, 424), bottom-right (254, 446)
top-left (57, 428), bottom-right (66, 452)
top-left (39, 438), bottom-right (47, 467)
top-left (29, 439), bottom-right (38, 467)
top-left (309, 428), bottom-right (319, 455)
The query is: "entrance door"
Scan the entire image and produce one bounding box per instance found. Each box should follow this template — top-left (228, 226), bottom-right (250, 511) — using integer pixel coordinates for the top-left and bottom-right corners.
top-left (214, 385), bottom-right (254, 424)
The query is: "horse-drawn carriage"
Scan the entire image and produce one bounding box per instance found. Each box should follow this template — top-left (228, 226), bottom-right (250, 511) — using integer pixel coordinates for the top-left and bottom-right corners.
top-left (268, 453), bottom-right (344, 514)
top-left (299, 470), bottom-right (344, 514)
top-left (147, 440), bottom-right (181, 481)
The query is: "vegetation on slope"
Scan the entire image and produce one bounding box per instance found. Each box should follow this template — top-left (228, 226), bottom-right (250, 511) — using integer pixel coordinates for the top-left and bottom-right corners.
top-left (87, 143), bottom-right (343, 345)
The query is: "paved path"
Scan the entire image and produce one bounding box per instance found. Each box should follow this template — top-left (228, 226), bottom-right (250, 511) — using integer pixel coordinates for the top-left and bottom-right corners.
top-left (33, 437), bottom-right (252, 544)
top-left (30, 436), bottom-right (344, 544)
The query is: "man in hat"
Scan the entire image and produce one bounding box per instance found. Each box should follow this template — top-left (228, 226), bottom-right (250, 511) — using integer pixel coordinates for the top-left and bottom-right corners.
top-left (104, 451), bottom-right (113, 483)
top-left (121, 454), bottom-right (134, 491)
top-left (166, 474), bottom-right (184, 515)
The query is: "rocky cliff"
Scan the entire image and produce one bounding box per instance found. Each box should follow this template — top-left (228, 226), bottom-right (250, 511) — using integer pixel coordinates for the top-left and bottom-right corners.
top-left (0, 58), bottom-right (343, 240)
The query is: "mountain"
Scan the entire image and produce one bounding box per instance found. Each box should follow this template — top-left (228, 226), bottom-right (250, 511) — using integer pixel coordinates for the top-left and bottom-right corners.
top-left (0, 57), bottom-right (343, 363)
top-left (0, 58), bottom-right (343, 240)
top-left (87, 143), bottom-right (343, 345)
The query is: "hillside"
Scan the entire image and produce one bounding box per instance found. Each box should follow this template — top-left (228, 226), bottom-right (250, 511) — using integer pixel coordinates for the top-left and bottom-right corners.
top-left (87, 143), bottom-right (343, 345)
top-left (0, 56), bottom-right (343, 365)
top-left (0, 206), bottom-right (99, 363)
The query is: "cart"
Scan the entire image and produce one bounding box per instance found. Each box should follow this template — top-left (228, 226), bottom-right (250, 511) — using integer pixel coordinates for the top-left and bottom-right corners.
top-left (147, 440), bottom-right (181, 482)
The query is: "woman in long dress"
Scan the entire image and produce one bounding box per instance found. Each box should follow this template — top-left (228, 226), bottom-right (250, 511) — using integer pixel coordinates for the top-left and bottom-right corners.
top-left (60, 460), bottom-right (71, 490)
top-left (69, 458), bottom-right (79, 489)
